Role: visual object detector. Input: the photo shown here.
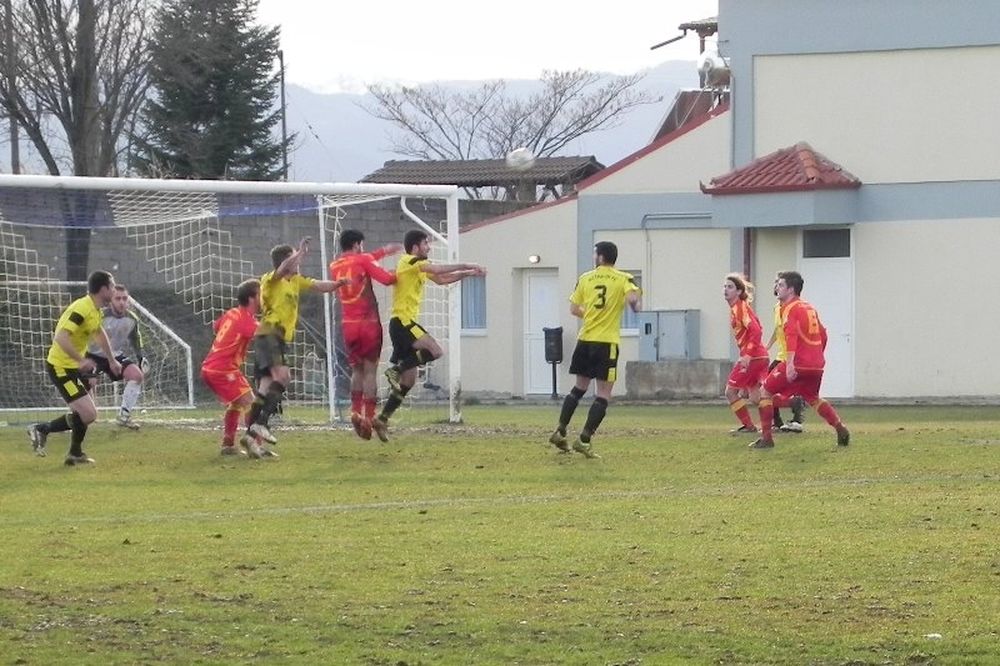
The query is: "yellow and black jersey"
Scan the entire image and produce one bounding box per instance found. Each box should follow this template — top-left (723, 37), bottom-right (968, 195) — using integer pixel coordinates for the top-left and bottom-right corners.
top-left (257, 271), bottom-right (315, 343)
top-left (47, 295), bottom-right (103, 369)
top-left (391, 253), bottom-right (430, 323)
top-left (570, 266), bottom-right (640, 344)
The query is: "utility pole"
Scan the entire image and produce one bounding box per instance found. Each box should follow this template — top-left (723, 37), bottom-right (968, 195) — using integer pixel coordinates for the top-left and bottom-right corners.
top-left (278, 49), bottom-right (288, 181)
top-left (3, 0), bottom-right (19, 174)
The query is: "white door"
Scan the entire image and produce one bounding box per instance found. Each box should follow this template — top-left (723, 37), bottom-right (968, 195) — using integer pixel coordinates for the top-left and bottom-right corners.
top-left (524, 270), bottom-right (562, 395)
top-left (798, 230), bottom-right (854, 397)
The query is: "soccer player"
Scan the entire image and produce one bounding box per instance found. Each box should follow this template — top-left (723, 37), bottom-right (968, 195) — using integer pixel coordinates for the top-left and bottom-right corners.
top-left (201, 279), bottom-right (264, 457)
top-left (750, 270), bottom-right (850, 450)
top-left (85, 284), bottom-right (146, 430)
top-left (765, 276), bottom-right (805, 433)
top-left (371, 229), bottom-right (486, 442)
top-left (247, 237), bottom-right (351, 450)
top-left (328, 229), bottom-right (402, 440)
top-left (723, 273), bottom-right (769, 435)
top-left (27, 270), bottom-right (120, 466)
top-left (549, 241), bottom-right (641, 459)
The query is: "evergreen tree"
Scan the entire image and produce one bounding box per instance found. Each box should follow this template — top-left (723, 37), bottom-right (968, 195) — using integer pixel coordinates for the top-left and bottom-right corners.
top-left (133, 0), bottom-right (289, 180)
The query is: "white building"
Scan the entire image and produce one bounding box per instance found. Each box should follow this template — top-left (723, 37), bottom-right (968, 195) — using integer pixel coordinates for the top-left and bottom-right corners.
top-left (461, 0), bottom-right (1000, 399)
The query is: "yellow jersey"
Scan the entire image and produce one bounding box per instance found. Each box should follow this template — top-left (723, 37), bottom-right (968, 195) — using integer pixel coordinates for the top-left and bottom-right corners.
top-left (570, 265), bottom-right (640, 344)
top-left (47, 295), bottom-right (103, 369)
top-left (773, 301), bottom-right (788, 362)
top-left (391, 253), bottom-right (429, 323)
top-left (257, 271), bottom-right (315, 342)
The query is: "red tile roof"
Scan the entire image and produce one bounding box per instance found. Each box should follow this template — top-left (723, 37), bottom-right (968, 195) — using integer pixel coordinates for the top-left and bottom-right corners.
top-left (701, 142), bottom-right (861, 195)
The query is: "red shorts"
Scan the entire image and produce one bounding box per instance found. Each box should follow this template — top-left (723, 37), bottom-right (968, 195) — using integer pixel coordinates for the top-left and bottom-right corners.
top-left (762, 362), bottom-right (824, 404)
top-left (343, 320), bottom-right (383, 366)
top-left (201, 368), bottom-right (252, 406)
top-left (726, 357), bottom-right (769, 390)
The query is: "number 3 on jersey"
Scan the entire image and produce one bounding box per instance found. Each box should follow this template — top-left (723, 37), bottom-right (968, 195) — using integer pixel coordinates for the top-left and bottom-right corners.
top-left (594, 284), bottom-right (607, 309)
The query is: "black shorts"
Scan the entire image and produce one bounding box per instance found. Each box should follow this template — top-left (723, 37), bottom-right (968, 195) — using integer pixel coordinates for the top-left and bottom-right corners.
top-left (85, 352), bottom-right (134, 382)
top-left (45, 361), bottom-right (91, 404)
top-left (388, 317), bottom-right (427, 364)
top-left (253, 333), bottom-right (288, 380)
top-left (569, 341), bottom-right (619, 382)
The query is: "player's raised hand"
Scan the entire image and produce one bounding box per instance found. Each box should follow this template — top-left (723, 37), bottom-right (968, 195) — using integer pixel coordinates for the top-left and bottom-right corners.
top-left (298, 237), bottom-right (311, 254)
top-left (384, 242), bottom-right (404, 255)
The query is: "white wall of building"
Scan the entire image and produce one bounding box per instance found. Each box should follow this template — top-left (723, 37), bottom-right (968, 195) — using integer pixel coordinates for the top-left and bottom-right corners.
top-left (583, 111), bottom-right (732, 195)
top-left (603, 227), bottom-right (734, 362)
top-left (754, 45), bottom-right (1000, 183)
top-left (853, 217), bottom-right (1000, 396)
top-left (460, 200), bottom-right (578, 396)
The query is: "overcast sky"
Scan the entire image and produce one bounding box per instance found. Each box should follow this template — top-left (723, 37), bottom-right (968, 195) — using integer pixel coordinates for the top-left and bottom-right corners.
top-left (255, 1), bottom-right (719, 93)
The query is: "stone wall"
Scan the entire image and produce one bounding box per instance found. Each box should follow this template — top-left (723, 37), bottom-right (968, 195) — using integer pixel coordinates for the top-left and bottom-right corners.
top-left (625, 359), bottom-right (733, 400)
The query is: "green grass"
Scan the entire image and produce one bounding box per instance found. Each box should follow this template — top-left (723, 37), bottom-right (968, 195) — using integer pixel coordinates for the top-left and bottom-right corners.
top-left (2, 404), bottom-right (999, 664)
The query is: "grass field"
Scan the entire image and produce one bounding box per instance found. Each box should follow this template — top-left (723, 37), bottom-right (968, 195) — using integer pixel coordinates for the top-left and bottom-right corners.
top-left (2, 404), bottom-right (999, 665)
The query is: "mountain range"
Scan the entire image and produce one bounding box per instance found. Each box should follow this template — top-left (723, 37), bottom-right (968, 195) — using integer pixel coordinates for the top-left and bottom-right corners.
top-left (282, 60), bottom-right (700, 183)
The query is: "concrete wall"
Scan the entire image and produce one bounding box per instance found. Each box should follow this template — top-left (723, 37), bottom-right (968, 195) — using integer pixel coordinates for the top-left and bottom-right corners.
top-left (853, 217), bottom-right (1000, 396)
top-left (583, 110), bottom-right (732, 195)
top-left (460, 199), bottom-right (578, 396)
top-left (754, 45), bottom-right (1000, 183)
top-left (606, 227), bottom-right (734, 363)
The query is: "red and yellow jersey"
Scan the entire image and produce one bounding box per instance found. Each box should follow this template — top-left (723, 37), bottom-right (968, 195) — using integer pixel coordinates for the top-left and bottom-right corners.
top-left (329, 248), bottom-right (395, 323)
top-left (730, 299), bottom-right (769, 359)
top-left (783, 297), bottom-right (827, 370)
top-left (202, 306), bottom-right (258, 373)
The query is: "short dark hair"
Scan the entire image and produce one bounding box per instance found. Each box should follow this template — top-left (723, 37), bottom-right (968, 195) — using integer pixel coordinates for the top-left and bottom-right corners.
top-left (594, 241), bottom-right (618, 266)
top-left (404, 230), bottom-right (428, 254)
top-left (340, 229), bottom-right (364, 252)
top-left (270, 244), bottom-right (294, 269)
top-left (113, 284), bottom-right (128, 293)
top-left (88, 270), bottom-right (114, 294)
top-left (236, 279), bottom-right (260, 306)
top-left (778, 270), bottom-right (804, 295)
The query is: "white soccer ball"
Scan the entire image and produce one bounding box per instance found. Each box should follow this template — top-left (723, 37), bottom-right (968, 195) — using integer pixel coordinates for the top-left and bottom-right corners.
top-left (505, 147), bottom-right (536, 171)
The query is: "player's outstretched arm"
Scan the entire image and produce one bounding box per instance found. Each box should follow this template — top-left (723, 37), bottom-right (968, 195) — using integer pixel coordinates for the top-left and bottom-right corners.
top-left (366, 259), bottom-right (397, 286)
top-left (311, 277), bottom-right (352, 293)
top-left (370, 242), bottom-right (404, 261)
top-left (276, 237), bottom-right (310, 278)
top-left (427, 266), bottom-right (486, 285)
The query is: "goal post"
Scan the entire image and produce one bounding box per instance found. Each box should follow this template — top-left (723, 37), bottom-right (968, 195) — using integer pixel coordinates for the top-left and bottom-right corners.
top-left (0, 174), bottom-right (463, 423)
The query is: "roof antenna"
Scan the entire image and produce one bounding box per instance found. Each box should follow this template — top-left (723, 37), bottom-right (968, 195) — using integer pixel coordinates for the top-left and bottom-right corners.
top-left (649, 30), bottom-right (687, 51)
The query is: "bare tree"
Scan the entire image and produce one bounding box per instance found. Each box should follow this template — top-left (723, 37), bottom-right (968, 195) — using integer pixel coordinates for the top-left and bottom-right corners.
top-left (0, 0), bottom-right (152, 281)
top-left (364, 69), bottom-right (658, 163)
top-left (0, 0), bottom-right (152, 176)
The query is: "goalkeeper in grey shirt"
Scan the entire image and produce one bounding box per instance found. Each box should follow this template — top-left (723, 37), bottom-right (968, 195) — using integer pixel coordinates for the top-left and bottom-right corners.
top-left (86, 284), bottom-right (147, 429)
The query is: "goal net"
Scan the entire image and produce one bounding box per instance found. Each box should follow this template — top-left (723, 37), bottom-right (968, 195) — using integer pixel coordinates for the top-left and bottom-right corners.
top-left (0, 277), bottom-right (194, 411)
top-left (0, 175), bottom-right (462, 423)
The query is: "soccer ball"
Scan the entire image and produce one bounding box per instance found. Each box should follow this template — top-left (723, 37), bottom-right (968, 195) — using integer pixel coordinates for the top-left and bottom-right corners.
top-left (505, 147), bottom-right (536, 171)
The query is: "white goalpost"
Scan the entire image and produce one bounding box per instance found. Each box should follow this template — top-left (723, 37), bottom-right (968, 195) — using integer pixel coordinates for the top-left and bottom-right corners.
top-left (0, 174), bottom-right (463, 423)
